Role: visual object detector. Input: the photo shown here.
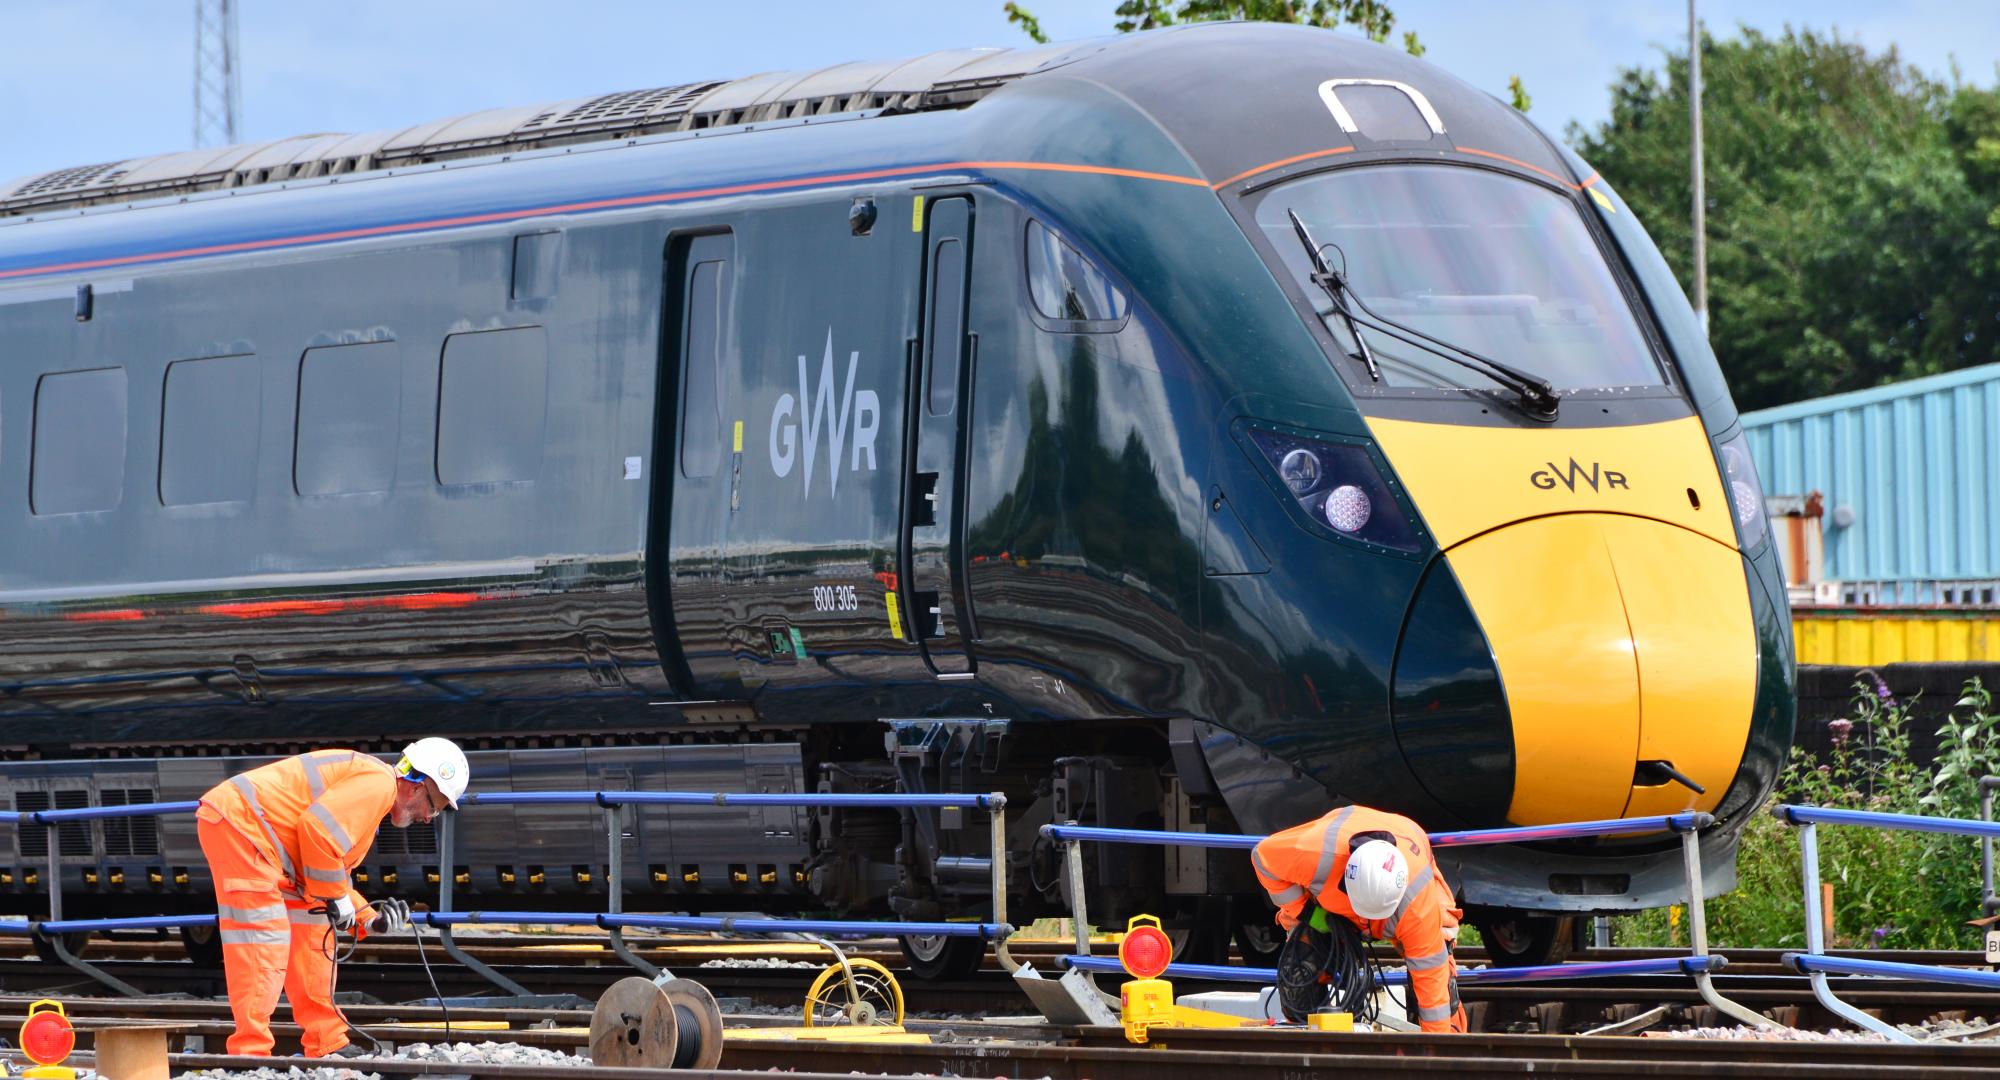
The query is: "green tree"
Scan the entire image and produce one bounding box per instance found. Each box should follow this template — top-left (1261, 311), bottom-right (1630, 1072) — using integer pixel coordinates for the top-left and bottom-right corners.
top-left (1572, 27), bottom-right (2000, 409)
top-left (1004, 2), bottom-right (1528, 109)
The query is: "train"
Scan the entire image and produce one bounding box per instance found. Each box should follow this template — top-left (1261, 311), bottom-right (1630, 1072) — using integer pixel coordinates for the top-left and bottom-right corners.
top-left (0, 23), bottom-right (1793, 974)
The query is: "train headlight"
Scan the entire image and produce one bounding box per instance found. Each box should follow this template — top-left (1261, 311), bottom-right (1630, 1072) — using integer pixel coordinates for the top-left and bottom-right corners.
top-left (1325, 484), bottom-right (1371, 532)
top-left (1279, 448), bottom-right (1321, 494)
top-left (1245, 427), bottom-right (1422, 552)
top-left (1714, 430), bottom-right (1770, 551)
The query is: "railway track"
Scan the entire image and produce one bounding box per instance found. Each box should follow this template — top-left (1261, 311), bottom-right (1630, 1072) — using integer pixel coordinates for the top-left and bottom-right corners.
top-left (3, 945), bottom-right (2000, 1079)
top-left (3, 938), bottom-right (1998, 1030)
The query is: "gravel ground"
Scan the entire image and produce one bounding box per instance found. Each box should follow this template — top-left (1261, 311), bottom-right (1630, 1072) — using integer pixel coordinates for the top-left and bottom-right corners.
top-left (1652, 1015), bottom-right (1999, 1042)
top-left (699, 955), bottom-right (823, 969)
top-left (175, 1041), bottom-right (588, 1078)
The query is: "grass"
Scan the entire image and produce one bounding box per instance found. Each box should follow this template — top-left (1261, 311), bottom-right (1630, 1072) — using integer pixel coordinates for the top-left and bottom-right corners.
top-left (1614, 676), bottom-right (1998, 950)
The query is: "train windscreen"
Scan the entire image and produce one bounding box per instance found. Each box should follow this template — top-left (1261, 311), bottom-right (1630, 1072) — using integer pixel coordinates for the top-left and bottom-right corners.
top-left (1255, 164), bottom-right (1666, 396)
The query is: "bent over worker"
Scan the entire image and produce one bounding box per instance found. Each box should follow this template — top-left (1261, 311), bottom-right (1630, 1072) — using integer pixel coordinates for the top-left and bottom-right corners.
top-left (195, 738), bottom-right (469, 1057)
top-left (1251, 804), bottom-right (1466, 1032)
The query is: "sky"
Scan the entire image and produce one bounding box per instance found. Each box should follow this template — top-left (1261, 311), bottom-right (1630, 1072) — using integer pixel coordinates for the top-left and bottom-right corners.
top-left (4, 1), bottom-right (1998, 183)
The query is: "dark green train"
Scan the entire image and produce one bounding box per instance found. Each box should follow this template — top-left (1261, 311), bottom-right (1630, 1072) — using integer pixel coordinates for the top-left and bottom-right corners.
top-left (0, 23), bottom-right (1792, 971)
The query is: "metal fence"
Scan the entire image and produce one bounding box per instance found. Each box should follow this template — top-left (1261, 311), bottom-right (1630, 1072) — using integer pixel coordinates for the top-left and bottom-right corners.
top-left (1041, 811), bottom-right (1776, 1030)
top-left (0, 789), bottom-right (1014, 999)
top-left (1777, 802), bottom-right (2000, 1042)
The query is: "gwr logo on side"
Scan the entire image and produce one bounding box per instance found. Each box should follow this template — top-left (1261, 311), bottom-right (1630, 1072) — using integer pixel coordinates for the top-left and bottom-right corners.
top-left (1530, 458), bottom-right (1629, 492)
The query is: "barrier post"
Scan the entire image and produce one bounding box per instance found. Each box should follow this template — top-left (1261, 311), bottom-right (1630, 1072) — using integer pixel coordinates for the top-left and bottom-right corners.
top-left (989, 793), bottom-right (1018, 974)
top-left (1063, 823), bottom-right (1091, 961)
top-left (433, 809), bottom-right (533, 997)
top-left (1981, 776), bottom-right (2000, 917)
top-left (37, 811), bottom-right (143, 996)
top-left (1678, 823), bottom-right (1777, 1029)
top-left (601, 798), bottom-right (664, 979)
top-left (1793, 817), bottom-right (1911, 1042)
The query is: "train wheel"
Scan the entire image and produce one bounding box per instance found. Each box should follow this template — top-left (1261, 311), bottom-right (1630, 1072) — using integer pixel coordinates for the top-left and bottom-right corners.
top-left (1233, 919), bottom-right (1286, 966)
top-left (1164, 903), bottom-right (1229, 966)
top-left (1470, 910), bottom-right (1574, 968)
top-left (897, 932), bottom-right (984, 980)
top-left (180, 923), bottom-right (224, 969)
top-left (31, 931), bottom-right (92, 965)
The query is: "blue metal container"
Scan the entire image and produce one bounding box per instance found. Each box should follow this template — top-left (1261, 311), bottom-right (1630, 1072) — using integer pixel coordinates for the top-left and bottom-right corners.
top-left (1743, 363), bottom-right (2000, 597)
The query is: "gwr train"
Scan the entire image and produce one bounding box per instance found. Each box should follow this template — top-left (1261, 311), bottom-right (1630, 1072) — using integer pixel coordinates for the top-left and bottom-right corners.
top-left (0, 23), bottom-right (1792, 972)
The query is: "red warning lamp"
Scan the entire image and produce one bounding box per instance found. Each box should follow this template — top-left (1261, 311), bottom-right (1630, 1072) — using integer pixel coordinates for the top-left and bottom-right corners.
top-left (1119, 914), bottom-right (1174, 979)
top-left (20, 999), bottom-right (77, 1077)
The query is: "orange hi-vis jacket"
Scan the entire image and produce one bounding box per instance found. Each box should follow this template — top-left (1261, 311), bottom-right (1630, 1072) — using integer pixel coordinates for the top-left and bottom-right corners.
top-left (1251, 805), bottom-right (1466, 1033)
top-left (200, 750), bottom-right (395, 916)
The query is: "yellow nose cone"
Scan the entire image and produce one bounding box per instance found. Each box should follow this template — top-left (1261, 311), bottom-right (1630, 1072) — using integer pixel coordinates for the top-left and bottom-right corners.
top-left (1446, 514), bottom-right (1754, 824)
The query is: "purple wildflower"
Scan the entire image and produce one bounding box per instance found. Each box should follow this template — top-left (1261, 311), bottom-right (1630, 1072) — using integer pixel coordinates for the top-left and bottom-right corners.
top-left (1828, 718), bottom-right (1853, 745)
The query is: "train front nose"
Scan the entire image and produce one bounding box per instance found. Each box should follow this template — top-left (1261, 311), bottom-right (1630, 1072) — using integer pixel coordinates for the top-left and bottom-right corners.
top-left (1376, 416), bottom-right (1759, 828)
top-left (1404, 515), bottom-right (1756, 825)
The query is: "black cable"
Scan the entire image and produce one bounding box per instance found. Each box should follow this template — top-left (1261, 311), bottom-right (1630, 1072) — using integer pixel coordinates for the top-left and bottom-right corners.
top-left (311, 907), bottom-right (385, 1055)
top-left (1319, 914), bottom-right (1380, 1024)
top-left (409, 912), bottom-right (451, 1042)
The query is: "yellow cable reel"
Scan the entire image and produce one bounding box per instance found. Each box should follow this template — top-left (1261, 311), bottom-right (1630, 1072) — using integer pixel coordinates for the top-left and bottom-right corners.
top-left (802, 957), bottom-right (905, 1027)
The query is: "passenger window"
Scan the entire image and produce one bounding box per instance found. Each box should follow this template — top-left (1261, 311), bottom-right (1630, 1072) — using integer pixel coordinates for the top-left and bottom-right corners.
top-left (32, 367), bottom-right (127, 515)
top-left (161, 354), bottom-right (260, 506)
top-left (437, 327), bottom-right (547, 485)
top-left (1026, 220), bottom-right (1127, 327)
top-left (295, 341), bottom-right (400, 496)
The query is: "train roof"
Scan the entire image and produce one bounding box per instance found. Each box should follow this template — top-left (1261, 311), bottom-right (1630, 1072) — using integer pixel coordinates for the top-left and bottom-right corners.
top-left (1, 24), bottom-right (1570, 222)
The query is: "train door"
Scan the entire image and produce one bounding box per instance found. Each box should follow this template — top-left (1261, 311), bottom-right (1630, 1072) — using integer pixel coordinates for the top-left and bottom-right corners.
top-left (900, 196), bottom-right (977, 677)
top-left (655, 230), bottom-right (737, 694)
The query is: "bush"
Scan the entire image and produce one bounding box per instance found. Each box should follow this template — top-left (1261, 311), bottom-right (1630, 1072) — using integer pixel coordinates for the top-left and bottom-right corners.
top-left (1615, 676), bottom-right (1997, 950)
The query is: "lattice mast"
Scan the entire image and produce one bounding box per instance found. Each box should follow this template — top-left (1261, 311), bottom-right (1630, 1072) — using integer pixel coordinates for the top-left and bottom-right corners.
top-left (192, 0), bottom-right (241, 148)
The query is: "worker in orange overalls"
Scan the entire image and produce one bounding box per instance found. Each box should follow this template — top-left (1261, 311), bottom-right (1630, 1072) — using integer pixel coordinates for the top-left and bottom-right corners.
top-left (1251, 805), bottom-right (1466, 1032)
top-left (195, 738), bottom-right (469, 1057)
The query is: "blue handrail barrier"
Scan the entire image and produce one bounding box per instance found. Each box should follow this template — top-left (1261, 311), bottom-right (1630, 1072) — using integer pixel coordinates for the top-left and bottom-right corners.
top-left (1040, 811), bottom-right (1781, 1030)
top-left (0, 788), bottom-right (1015, 999)
top-left (1776, 803), bottom-right (2000, 1042)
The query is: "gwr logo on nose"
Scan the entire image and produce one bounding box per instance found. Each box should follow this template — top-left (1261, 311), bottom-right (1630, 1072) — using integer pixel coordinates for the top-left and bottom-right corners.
top-left (1530, 458), bottom-right (1629, 492)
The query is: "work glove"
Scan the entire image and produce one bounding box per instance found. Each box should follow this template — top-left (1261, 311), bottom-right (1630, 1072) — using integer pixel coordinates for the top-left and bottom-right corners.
top-left (324, 895), bottom-right (357, 933)
top-left (369, 897), bottom-right (411, 936)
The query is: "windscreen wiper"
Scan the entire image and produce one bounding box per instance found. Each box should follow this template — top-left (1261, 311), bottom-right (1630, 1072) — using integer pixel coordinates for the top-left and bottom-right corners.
top-left (1286, 209), bottom-right (1560, 418)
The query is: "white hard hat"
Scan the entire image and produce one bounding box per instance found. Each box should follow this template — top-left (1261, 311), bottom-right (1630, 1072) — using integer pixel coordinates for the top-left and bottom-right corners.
top-left (399, 737), bottom-right (469, 808)
top-left (1344, 839), bottom-right (1410, 920)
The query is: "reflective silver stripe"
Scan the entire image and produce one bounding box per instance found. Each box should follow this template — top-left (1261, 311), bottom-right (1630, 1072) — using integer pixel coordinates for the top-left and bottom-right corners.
top-left (306, 801), bottom-right (357, 855)
top-left (1384, 863), bottom-right (1435, 938)
top-left (229, 775), bottom-right (300, 891)
top-left (301, 750), bottom-right (356, 800)
top-left (219, 927), bottom-right (290, 947)
top-left (290, 907), bottom-right (329, 925)
top-left (304, 866), bottom-right (348, 884)
top-left (216, 901), bottom-right (285, 924)
top-left (1404, 948), bottom-right (1449, 971)
top-left (1307, 805), bottom-right (1357, 897)
top-left (1417, 1002), bottom-right (1454, 1023)
top-left (1250, 846), bottom-right (1277, 882)
top-left (1268, 883), bottom-right (1305, 906)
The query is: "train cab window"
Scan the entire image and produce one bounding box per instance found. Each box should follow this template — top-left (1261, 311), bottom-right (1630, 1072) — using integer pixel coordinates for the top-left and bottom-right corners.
top-left (1026, 220), bottom-right (1127, 329)
top-left (31, 367), bottom-right (127, 515)
top-left (436, 326), bottom-right (547, 485)
top-left (1254, 165), bottom-right (1664, 395)
top-left (294, 340), bottom-right (401, 496)
top-left (161, 354), bottom-right (260, 506)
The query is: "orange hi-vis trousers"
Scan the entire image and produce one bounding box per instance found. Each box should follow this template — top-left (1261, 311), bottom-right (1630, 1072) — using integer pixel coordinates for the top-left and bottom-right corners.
top-left (195, 805), bottom-right (350, 1057)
